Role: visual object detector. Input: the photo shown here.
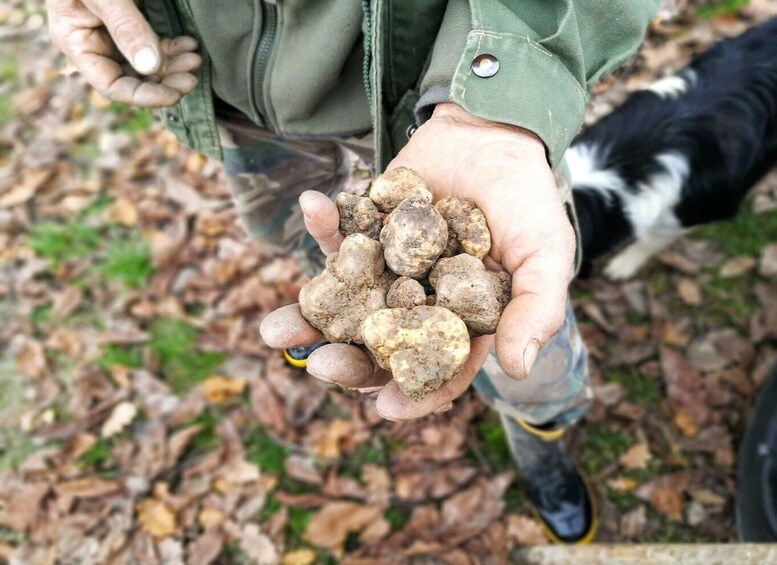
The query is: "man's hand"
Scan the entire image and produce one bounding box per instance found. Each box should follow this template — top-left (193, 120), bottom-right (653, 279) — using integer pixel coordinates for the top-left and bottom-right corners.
top-left (261, 103), bottom-right (576, 420)
top-left (46, 0), bottom-right (202, 107)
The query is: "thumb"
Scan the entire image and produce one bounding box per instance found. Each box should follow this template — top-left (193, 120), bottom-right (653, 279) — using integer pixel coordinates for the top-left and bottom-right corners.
top-left (85, 0), bottom-right (162, 75)
top-left (299, 191), bottom-right (344, 255)
top-left (495, 251), bottom-right (572, 380)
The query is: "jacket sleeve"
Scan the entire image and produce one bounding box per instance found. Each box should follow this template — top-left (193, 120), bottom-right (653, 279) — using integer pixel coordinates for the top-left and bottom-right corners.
top-left (418, 0), bottom-right (659, 167)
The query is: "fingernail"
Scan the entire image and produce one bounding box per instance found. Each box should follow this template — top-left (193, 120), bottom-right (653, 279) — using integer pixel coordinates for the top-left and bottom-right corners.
top-left (522, 339), bottom-right (542, 377)
top-left (133, 47), bottom-right (159, 74)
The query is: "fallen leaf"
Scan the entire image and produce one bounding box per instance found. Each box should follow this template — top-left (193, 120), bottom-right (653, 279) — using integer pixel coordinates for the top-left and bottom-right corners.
top-left (760, 244), bottom-right (777, 278)
top-left (105, 197), bottom-right (139, 226)
top-left (54, 478), bottom-right (121, 498)
top-left (0, 168), bottom-right (53, 207)
top-left (282, 549), bottom-right (317, 565)
top-left (506, 514), bottom-right (548, 546)
top-left (635, 471), bottom-right (691, 520)
top-left (101, 401), bottom-right (138, 438)
top-left (284, 455), bottom-right (323, 485)
top-left (198, 508), bottom-right (225, 530)
top-left (239, 524), bottom-right (278, 564)
top-left (607, 477), bottom-right (638, 492)
top-left (673, 408), bottom-right (698, 436)
top-left (304, 502), bottom-right (382, 550)
top-left (660, 346), bottom-right (710, 428)
top-left (187, 530), bottom-right (224, 565)
top-left (137, 498), bottom-right (177, 539)
top-left (200, 376), bottom-right (247, 405)
top-left (676, 277), bottom-right (702, 305)
top-left (720, 256), bottom-right (757, 278)
top-left (620, 505), bottom-right (647, 538)
top-left (12, 337), bottom-right (46, 379)
top-left (315, 419), bottom-right (354, 458)
top-left (619, 442), bottom-right (651, 470)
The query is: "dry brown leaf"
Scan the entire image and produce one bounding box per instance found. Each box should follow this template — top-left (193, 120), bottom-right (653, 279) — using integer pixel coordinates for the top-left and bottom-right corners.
top-left (282, 549), bottom-right (317, 565)
top-left (137, 498), bottom-right (177, 539)
top-left (101, 401), bottom-right (138, 438)
top-left (54, 478), bottom-right (121, 498)
top-left (720, 255), bottom-right (757, 278)
top-left (673, 408), bottom-right (698, 436)
top-left (187, 530), bottom-right (224, 565)
top-left (200, 376), bottom-right (247, 405)
top-left (620, 505), bottom-right (647, 539)
top-left (675, 277), bottom-right (702, 305)
top-left (303, 502), bottom-right (382, 550)
top-left (506, 515), bottom-right (548, 546)
top-left (0, 168), bottom-right (53, 208)
top-left (607, 477), bottom-right (638, 492)
top-left (51, 286), bottom-right (83, 318)
top-left (660, 346), bottom-right (710, 429)
top-left (13, 337), bottom-right (46, 379)
top-left (619, 442), bottom-right (651, 470)
top-left (105, 197), bottom-right (139, 226)
top-left (199, 508), bottom-right (225, 530)
top-left (315, 419), bottom-right (354, 458)
top-left (635, 471), bottom-right (691, 521)
top-left (240, 524), bottom-right (279, 564)
top-left (284, 455), bottom-right (323, 485)
top-left (760, 243), bottom-right (777, 278)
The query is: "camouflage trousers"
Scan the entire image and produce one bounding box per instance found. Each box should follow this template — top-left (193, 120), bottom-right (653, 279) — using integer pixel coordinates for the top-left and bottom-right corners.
top-left (218, 109), bottom-right (592, 429)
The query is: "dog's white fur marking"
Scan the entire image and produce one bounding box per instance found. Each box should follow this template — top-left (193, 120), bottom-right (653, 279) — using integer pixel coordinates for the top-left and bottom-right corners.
top-left (645, 75), bottom-right (689, 98)
top-left (568, 145), bottom-right (690, 279)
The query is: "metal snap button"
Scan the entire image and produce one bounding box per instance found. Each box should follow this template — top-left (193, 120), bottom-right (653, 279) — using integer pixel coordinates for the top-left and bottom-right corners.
top-left (472, 54), bottom-right (500, 78)
top-left (167, 113), bottom-right (179, 123)
top-left (406, 123), bottom-right (418, 139)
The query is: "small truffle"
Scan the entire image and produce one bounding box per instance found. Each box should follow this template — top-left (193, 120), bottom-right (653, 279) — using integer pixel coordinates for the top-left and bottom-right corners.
top-left (369, 167), bottom-right (433, 213)
top-left (380, 198), bottom-right (448, 278)
top-left (435, 197), bottom-right (491, 259)
top-left (386, 277), bottom-right (427, 308)
top-left (336, 192), bottom-right (382, 239)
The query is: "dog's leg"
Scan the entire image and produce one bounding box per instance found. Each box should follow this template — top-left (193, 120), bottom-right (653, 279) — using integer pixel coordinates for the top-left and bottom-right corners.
top-left (604, 227), bottom-right (687, 280)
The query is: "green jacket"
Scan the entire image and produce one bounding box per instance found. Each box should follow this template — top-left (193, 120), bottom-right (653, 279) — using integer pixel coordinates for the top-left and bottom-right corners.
top-left (140, 0), bottom-right (658, 171)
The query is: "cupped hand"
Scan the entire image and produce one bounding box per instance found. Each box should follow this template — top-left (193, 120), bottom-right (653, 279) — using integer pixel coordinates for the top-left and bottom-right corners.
top-left (46, 0), bottom-right (202, 107)
top-left (261, 103), bottom-right (576, 420)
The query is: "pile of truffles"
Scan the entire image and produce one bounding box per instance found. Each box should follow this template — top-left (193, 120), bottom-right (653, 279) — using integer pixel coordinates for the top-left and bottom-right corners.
top-left (299, 167), bottom-right (511, 401)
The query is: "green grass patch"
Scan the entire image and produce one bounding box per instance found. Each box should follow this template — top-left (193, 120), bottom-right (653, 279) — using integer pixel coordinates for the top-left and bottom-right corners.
top-left (149, 319), bottom-right (225, 393)
top-left (693, 205), bottom-right (777, 257)
top-left (472, 415), bottom-right (513, 471)
top-left (79, 440), bottom-right (113, 468)
top-left (29, 304), bottom-right (52, 325)
top-left (0, 57), bottom-right (18, 83)
top-left (696, 0), bottom-right (749, 18)
top-left (605, 369), bottom-right (663, 406)
top-left (606, 488), bottom-right (641, 513)
top-left (258, 494), bottom-right (282, 521)
top-left (286, 507), bottom-right (315, 548)
top-left (579, 423), bottom-right (632, 476)
top-left (106, 103), bottom-right (154, 135)
top-left (79, 195), bottom-right (115, 219)
top-left (28, 221), bottom-right (101, 262)
top-left (244, 428), bottom-right (288, 475)
top-left (385, 507), bottom-right (410, 531)
top-left (698, 272), bottom-right (759, 325)
top-left (186, 411), bottom-right (221, 452)
top-left (0, 98), bottom-right (12, 126)
top-left (100, 240), bottom-right (154, 288)
top-left (97, 344), bottom-right (143, 370)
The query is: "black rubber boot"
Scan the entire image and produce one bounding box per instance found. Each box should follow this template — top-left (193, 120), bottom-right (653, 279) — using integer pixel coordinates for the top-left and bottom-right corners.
top-left (500, 413), bottom-right (597, 544)
top-left (283, 342), bottom-right (327, 369)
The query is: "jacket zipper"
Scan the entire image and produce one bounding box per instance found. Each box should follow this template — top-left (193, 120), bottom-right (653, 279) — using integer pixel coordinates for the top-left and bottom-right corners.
top-left (252, 1), bottom-right (278, 128)
top-left (160, 0), bottom-right (184, 37)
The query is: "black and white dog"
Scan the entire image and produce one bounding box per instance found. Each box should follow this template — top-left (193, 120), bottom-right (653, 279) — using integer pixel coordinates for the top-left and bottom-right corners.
top-left (570, 17), bottom-right (777, 279)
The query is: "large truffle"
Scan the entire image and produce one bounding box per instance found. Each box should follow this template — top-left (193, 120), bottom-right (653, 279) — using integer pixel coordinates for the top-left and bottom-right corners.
top-left (337, 192), bottom-right (382, 239)
top-left (435, 197), bottom-right (491, 259)
top-left (429, 254), bottom-right (511, 336)
top-left (361, 306), bottom-right (470, 400)
top-left (369, 167), bottom-right (432, 213)
top-left (299, 234), bottom-right (395, 343)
